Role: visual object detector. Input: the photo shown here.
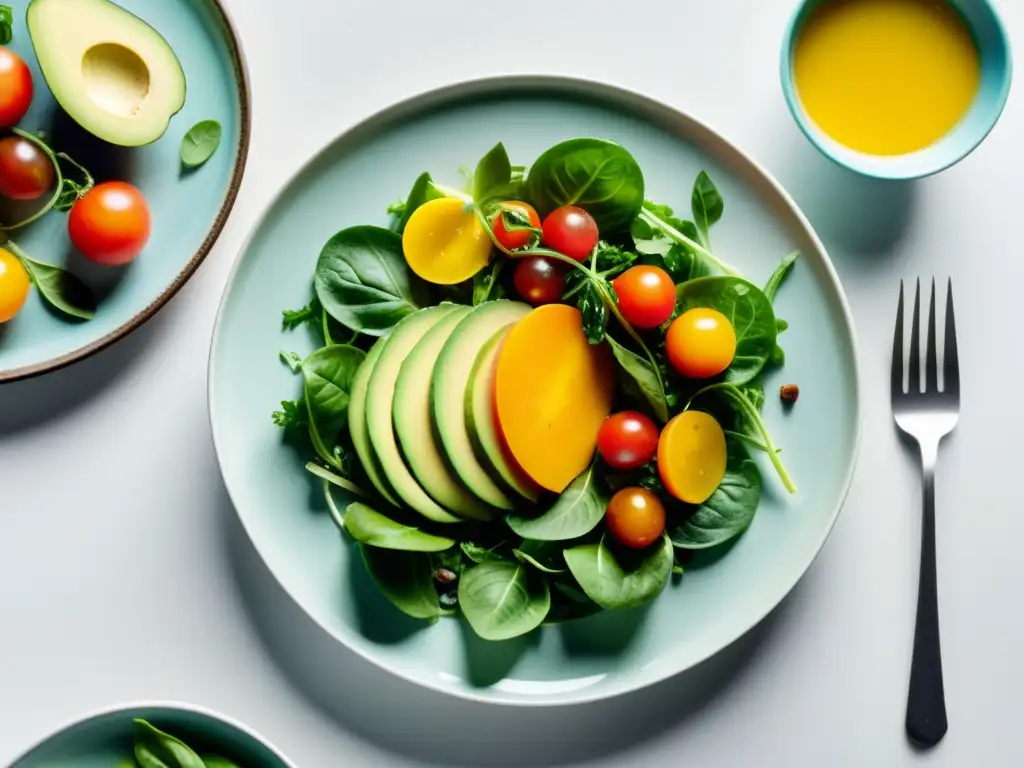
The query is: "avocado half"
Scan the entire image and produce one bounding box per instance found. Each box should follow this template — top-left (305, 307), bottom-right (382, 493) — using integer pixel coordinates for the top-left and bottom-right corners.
top-left (27, 0), bottom-right (186, 147)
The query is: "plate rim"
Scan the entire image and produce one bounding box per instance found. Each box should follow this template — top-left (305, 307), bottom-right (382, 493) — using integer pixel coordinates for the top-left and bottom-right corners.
top-left (0, 0), bottom-right (253, 384)
top-left (6, 700), bottom-right (298, 767)
top-left (208, 73), bottom-right (863, 707)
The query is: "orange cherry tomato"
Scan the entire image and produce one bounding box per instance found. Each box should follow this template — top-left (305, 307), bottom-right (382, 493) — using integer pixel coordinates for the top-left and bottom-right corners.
top-left (612, 265), bottom-right (676, 329)
top-left (492, 201), bottom-right (540, 251)
top-left (0, 248), bottom-right (30, 323)
top-left (605, 487), bottom-right (666, 550)
top-left (657, 410), bottom-right (727, 504)
top-left (0, 48), bottom-right (33, 128)
top-left (665, 308), bottom-right (736, 379)
top-left (68, 182), bottom-right (151, 266)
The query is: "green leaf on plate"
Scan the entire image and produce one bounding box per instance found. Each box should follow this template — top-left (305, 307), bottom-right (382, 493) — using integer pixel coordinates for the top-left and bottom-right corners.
top-left (180, 120), bottom-right (222, 168)
top-left (458, 560), bottom-right (551, 640)
top-left (345, 503), bottom-right (456, 552)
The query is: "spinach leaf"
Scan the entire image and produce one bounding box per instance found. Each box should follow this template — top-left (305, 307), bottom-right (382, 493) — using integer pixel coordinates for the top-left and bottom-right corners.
top-left (301, 344), bottom-right (365, 468)
top-left (132, 719), bottom-right (204, 768)
top-left (11, 248), bottom-right (96, 320)
top-left (691, 171), bottom-right (724, 247)
top-left (506, 463), bottom-right (607, 541)
top-left (513, 540), bottom-right (568, 574)
top-left (461, 541), bottom-right (513, 564)
top-left (179, 120), bottom-right (222, 168)
top-left (361, 545), bottom-right (444, 619)
top-left (526, 138), bottom-right (645, 233)
top-left (346, 502), bottom-right (455, 552)
top-left (314, 225), bottom-right (430, 336)
top-left (676, 277), bottom-right (777, 385)
top-left (458, 561), bottom-right (551, 640)
top-left (563, 535), bottom-right (673, 610)
top-left (391, 172), bottom-right (445, 233)
top-left (764, 251), bottom-right (798, 303)
top-left (668, 439), bottom-right (762, 549)
top-left (0, 6), bottom-right (12, 44)
top-left (605, 335), bottom-right (669, 422)
top-left (474, 142), bottom-right (512, 202)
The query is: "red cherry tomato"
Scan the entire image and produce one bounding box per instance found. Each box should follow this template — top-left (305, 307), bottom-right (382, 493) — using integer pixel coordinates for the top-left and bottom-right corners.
top-left (612, 265), bottom-right (676, 329)
top-left (605, 487), bottom-right (666, 550)
top-left (0, 48), bottom-right (33, 128)
top-left (0, 136), bottom-right (54, 201)
top-left (541, 205), bottom-right (599, 261)
top-left (68, 182), bottom-right (151, 266)
top-left (513, 256), bottom-right (565, 306)
top-left (665, 308), bottom-right (737, 379)
top-left (492, 201), bottom-right (540, 251)
top-left (597, 410), bottom-right (659, 471)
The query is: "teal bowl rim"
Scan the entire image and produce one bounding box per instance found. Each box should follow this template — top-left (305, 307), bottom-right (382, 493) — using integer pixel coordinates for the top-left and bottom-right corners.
top-left (208, 73), bottom-right (864, 706)
top-left (6, 700), bottom-right (298, 766)
top-left (779, 0), bottom-right (1013, 180)
top-left (0, 0), bottom-right (252, 384)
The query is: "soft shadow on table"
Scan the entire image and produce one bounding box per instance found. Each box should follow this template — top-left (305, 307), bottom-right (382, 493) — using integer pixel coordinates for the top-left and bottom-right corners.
top-left (772, 127), bottom-right (918, 263)
top-left (0, 309), bottom-right (162, 435)
top-left (221, 486), bottom-right (794, 768)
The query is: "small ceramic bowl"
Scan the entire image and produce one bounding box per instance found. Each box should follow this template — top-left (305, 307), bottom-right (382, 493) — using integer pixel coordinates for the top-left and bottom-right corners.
top-left (780, 0), bottom-right (1012, 179)
top-left (9, 702), bottom-right (297, 767)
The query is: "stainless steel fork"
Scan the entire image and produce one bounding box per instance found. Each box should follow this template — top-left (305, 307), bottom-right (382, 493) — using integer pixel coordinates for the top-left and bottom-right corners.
top-left (891, 278), bottom-right (960, 747)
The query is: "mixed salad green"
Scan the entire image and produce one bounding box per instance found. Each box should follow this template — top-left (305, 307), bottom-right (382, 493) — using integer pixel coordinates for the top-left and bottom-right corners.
top-left (115, 719), bottom-right (242, 768)
top-left (274, 137), bottom-right (799, 640)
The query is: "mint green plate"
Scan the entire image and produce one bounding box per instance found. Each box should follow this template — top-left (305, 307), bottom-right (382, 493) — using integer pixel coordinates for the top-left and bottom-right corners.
top-left (209, 76), bottom-right (862, 705)
top-left (0, 0), bottom-right (249, 382)
top-left (10, 702), bottom-right (295, 767)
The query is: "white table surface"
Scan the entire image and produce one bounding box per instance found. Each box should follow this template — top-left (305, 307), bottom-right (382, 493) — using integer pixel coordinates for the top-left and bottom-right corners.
top-left (3, 0), bottom-right (1023, 765)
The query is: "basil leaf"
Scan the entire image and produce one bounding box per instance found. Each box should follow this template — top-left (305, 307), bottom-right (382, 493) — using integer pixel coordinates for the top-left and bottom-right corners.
top-left (668, 439), bottom-right (762, 549)
top-left (691, 170), bottom-right (724, 247)
top-left (0, 5), bottom-right (12, 44)
top-left (506, 463), bottom-right (607, 541)
top-left (361, 545), bottom-right (444, 619)
top-left (513, 540), bottom-right (567, 574)
top-left (563, 535), bottom-right (673, 610)
top-left (676, 276), bottom-right (777, 385)
top-left (132, 719), bottom-right (205, 768)
top-left (393, 172), bottom-right (444, 233)
top-left (301, 344), bottom-right (365, 467)
top-left (16, 253), bottom-right (96, 320)
top-left (180, 120), bottom-right (222, 168)
top-left (346, 502), bottom-right (456, 552)
top-left (314, 225), bottom-right (431, 336)
top-left (458, 561), bottom-right (551, 640)
top-left (605, 335), bottom-right (669, 422)
top-left (526, 138), bottom-right (645, 233)
top-left (577, 281), bottom-right (607, 344)
top-left (474, 142), bottom-right (512, 202)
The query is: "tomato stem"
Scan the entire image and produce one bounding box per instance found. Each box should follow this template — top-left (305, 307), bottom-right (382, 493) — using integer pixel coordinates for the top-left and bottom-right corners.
top-left (639, 209), bottom-right (742, 277)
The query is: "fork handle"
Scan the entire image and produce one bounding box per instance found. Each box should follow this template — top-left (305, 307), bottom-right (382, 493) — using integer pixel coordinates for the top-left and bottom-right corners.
top-left (906, 447), bottom-right (947, 747)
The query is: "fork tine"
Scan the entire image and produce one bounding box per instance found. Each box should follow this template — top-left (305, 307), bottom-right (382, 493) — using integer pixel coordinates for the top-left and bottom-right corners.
top-left (925, 278), bottom-right (938, 393)
top-left (892, 280), bottom-right (905, 399)
top-left (908, 279), bottom-right (921, 393)
top-left (944, 279), bottom-right (960, 396)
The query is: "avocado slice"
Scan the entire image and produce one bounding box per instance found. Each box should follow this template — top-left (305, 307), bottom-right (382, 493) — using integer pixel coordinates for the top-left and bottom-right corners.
top-left (366, 305), bottom-right (462, 524)
top-left (432, 300), bottom-right (531, 510)
top-left (394, 306), bottom-right (495, 522)
top-left (466, 326), bottom-right (541, 503)
top-left (28, 0), bottom-right (186, 147)
top-left (348, 339), bottom-right (401, 508)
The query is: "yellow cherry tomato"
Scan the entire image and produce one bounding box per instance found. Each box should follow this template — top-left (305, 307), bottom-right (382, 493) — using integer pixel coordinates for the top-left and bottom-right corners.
top-left (657, 410), bottom-right (727, 504)
top-left (402, 197), bottom-right (493, 285)
top-left (0, 248), bottom-right (30, 323)
top-left (665, 308), bottom-right (737, 379)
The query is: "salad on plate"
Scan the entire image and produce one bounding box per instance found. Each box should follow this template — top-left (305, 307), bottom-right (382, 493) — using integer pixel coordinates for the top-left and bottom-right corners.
top-left (273, 137), bottom-right (800, 641)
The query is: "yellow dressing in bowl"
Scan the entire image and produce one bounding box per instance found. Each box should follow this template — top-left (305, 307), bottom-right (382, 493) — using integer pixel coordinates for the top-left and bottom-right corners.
top-left (793, 0), bottom-right (981, 156)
